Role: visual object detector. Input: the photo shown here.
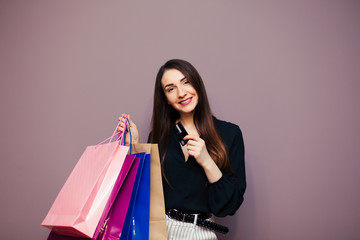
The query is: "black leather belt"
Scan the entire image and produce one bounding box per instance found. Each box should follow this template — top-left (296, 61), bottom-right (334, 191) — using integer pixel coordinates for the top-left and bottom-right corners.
top-left (166, 209), bottom-right (229, 234)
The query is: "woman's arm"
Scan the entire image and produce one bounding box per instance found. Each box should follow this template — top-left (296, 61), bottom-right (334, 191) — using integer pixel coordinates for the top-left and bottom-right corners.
top-left (207, 126), bottom-right (246, 217)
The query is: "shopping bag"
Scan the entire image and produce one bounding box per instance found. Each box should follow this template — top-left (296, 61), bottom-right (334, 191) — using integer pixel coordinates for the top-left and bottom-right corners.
top-left (120, 152), bottom-right (151, 240)
top-left (48, 154), bottom-right (141, 240)
top-left (47, 231), bottom-right (88, 240)
top-left (131, 153), bottom-right (151, 239)
top-left (131, 144), bottom-right (168, 240)
top-left (93, 154), bottom-right (138, 239)
top-left (42, 120), bottom-right (131, 238)
top-left (97, 155), bottom-right (142, 240)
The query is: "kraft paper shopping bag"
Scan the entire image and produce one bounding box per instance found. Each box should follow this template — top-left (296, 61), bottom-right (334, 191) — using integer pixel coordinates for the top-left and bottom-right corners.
top-left (131, 144), bottom-right (167, 240)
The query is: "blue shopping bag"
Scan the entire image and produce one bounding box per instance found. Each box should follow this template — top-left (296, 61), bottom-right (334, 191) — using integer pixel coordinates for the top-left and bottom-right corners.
top-left (120, 152), bottom-right (151, 240)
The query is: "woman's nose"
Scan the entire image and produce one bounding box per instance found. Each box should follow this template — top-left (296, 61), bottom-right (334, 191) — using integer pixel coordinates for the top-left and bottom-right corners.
top-left (178, 86), bottom-right (186, 98)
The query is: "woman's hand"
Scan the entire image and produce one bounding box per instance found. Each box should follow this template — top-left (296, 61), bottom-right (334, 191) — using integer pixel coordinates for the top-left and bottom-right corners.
top-left (118, 114), bottom-right (139, 144)
top-left (183, 135), bottom-right (212, 168)
top-left (183, 134), bottom-right (222, 183)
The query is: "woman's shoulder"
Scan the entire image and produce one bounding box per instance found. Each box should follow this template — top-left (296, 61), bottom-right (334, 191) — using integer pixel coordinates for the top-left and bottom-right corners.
top-left (213, 116), bottom-right (244, 149)
top-left (213, 117), bottom-right (242, 134)
top-left (213, 117), bottom-right (243, 144)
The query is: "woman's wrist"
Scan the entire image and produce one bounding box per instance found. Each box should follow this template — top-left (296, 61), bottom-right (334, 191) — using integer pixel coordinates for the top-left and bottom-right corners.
top-left (201, 156), bottom-right (222, 183)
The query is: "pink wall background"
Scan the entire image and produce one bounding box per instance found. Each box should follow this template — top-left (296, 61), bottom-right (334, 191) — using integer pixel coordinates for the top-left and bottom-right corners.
top-left (1, 1), bottom-right (360, 239)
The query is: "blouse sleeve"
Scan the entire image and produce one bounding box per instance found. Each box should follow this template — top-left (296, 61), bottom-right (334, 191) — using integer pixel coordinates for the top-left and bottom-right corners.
top-left (208, 126), bottom-right (246, 217)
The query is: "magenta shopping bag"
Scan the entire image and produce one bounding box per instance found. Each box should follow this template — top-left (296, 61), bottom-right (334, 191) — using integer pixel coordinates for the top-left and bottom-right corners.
top-left (97, 155), bottom-right (141, 240)
top-left (92, 154), bottom-right (137, 239)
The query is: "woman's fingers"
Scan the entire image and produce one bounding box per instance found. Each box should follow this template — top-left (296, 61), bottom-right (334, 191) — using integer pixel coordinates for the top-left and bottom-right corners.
top-left (183, 135), bottom-right (202, 146)
top-left (127, 114), bottom-right (132, 126)
top-left (183, 135), bottom-right (209, 161)
top-left (116, 113), bottom-right (140, 144)
top-left (186, 141), bottom-right (202, 151)
top-left (117, 114), bottom-right (128, 132)
top-left (118, 113), bottom-right (128, 121)
top-left (184, 136), bottom-right (200, 150)
top-left (183, 134), bottom-right (196, 141)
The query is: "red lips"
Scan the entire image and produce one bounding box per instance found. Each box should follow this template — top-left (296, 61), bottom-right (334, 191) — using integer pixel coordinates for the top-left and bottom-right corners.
top-left (179, 97), bottom-right (192, 106)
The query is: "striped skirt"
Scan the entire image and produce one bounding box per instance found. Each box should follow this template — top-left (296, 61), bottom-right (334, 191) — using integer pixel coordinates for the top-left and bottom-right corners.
top-left (166, 215), bottom-right (218, 240)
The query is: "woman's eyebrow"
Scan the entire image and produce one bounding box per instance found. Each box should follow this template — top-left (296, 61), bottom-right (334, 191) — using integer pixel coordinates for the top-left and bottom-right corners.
top-left (179, 76), bottom-right (187, 82)
top-left (164, 76), bottom-right (187, 88)
top-left (164, 83), bottom-right (174, 88)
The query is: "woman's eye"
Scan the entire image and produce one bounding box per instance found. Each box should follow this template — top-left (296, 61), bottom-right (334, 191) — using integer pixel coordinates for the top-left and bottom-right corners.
top-left (167, 88), bottom-right (174, 92)
top-left (184, 80), bottom-right (190, 85)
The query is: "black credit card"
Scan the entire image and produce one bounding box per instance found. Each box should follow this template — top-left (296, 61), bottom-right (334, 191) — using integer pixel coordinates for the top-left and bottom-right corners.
top-left (175, 121), bottom-right (188, 146)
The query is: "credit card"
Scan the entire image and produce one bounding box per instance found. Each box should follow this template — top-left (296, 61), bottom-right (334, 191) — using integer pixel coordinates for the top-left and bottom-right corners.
top-left (175, 121), bottom-right (188, 146)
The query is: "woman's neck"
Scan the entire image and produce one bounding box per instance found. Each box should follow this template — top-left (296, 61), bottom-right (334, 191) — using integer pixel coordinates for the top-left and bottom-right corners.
top-left (179, 112), bottom-right (195, 128)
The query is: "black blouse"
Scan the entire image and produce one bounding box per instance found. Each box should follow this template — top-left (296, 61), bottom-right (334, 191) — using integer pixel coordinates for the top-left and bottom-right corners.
top-left (149, 117), bottom-right (246, 217)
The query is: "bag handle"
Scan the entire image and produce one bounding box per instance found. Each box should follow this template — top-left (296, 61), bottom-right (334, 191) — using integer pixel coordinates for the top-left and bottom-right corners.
top-left (96, 115), bottom-right (128, 147)
top-left (121, 118), bottom-right (132, 153)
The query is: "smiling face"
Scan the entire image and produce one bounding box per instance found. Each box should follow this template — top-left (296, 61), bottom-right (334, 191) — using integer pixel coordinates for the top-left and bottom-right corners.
top-left (161, 69), bottom-right (199, 117)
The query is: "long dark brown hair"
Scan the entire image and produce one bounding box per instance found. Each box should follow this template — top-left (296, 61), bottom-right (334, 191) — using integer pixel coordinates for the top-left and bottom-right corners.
top-left (150, 59), bottom-right (231, 178)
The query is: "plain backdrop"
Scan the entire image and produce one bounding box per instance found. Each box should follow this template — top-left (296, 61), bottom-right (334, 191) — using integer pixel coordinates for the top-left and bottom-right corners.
top-left (1, 1), bottom-right (360, 239)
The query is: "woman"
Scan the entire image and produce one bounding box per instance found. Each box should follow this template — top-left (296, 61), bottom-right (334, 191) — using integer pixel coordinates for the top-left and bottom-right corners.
top-left (118, 59), bottom-right (246, 240)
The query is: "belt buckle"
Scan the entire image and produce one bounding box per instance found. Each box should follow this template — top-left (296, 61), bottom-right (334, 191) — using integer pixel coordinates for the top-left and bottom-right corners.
top-left (193, 214), bottom-right (199, 225)
top-left (168, 209), bottom-right (199, 224)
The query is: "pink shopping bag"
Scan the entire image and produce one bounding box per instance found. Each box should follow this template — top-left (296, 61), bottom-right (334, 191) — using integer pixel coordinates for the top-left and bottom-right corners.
top-left (47, 155), bottom-right (141, 240)
top-left (42, 120), bottom-right (131, 238)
